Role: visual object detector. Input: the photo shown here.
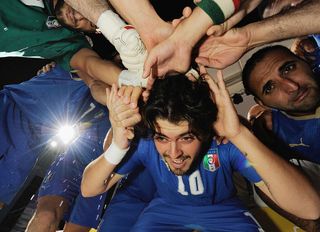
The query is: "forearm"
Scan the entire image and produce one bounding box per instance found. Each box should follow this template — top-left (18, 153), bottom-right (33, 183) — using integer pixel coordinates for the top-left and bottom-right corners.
top-left (81, 155), bottom-right (116, 197)
top-left (70, 48), bottom-right (121, 86)
top-left (81, 129), bottom-right (127, 197)
top-left (171, 7), bottom-right (213, 49)
top-left (245, 0), bottom-right (320, 50)
top-left (109, 0), bottom-right (162, 30)
top-left (109, 0), bottom-right (171, 50)
top-left (64, 0), bottom-right (110, 24)
top-left (231, 126), bottom-right (320, 219)
top-left (171, 0), bottom-right (242, 49)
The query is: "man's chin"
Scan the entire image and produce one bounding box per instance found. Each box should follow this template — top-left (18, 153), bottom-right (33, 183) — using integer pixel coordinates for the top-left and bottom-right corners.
top-left (171, 168), bottom-right (187, 176)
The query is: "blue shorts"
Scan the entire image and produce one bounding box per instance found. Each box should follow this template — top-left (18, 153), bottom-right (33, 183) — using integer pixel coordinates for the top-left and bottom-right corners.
top-left (131, 197), bottom-right (263, 232)
top-left (39, 118), bottom-right (110, 228)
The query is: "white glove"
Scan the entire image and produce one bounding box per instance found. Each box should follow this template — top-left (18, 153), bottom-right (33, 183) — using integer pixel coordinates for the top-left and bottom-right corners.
top-left (118, 70), bottom-right (148, 88)
top-left (97, 11), bottom-right (147, 72)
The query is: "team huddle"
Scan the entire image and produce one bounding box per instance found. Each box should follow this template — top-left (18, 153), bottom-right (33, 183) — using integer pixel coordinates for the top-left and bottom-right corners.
top-left (1, 0), bottom-right (320, 231)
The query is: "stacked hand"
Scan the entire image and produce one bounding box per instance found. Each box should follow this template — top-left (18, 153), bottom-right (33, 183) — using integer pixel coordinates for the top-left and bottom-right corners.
top-left (112, 25), bottom-right (147, 72)
top-left (200, 66), bottom-right (241, 139)
top-left (196, 28), bottom-right (251, 69)
top-left (106, 84), bottom-right (142, 149)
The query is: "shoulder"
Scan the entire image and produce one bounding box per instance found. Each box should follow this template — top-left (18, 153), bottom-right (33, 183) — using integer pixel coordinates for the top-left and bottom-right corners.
top-left (133, 137), bottom-right (156, 156)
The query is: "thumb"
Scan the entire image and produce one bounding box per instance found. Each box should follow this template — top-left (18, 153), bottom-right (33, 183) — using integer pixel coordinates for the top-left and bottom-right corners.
top-left (143, 53), bottom-right (156, 78)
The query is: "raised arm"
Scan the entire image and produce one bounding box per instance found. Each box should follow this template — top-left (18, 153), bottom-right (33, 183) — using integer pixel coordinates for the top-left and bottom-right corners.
top-left (81, 84), bottom-right (142, 197)
top-left (70, 48), bottom-right (120, 86)
top-left (108, 0), bottom-right (173, 51)
top-left (64, 0), bottom-right (108, 24)
top-left (202, 67), bottom-right (320, 219)
top-left (143, 0), bottom-right (242, 79)
top-left (197, 0), bottom-right (320, 69)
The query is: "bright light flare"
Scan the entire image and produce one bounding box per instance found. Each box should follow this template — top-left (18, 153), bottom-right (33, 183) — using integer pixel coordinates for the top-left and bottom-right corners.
top-left (57, 125), bottom-right (77, 144)
top-left (50, 140), bottom-right (58, 147)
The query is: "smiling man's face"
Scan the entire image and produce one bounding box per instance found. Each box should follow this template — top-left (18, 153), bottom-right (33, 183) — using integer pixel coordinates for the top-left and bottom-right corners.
top-left (153, 119), bottom-right (202, 176)
top-left (249, 49), bottom-right (320, 115)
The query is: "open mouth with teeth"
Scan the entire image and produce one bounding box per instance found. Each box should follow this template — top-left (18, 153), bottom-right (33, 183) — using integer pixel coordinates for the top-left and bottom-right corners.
top-left (163, 155), bottom-right (191, 175)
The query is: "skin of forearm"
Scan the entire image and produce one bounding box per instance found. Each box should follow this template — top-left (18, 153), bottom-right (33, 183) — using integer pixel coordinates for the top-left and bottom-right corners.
top-left (70, 48), bottom-right (121, 86)
top-left (230, 126), bottom-right (320, 219)
top-left (245, 0), bottom-right (320, 50)
top-left (81, 155), bottom-right (117, 197)
top-left (64, 0), bottom-right (110, 24)
top-left (81, 130), bottom-right (124, 197)
top-left (84, 58), bottom-right (121, 85)
top-left (108, 0), bottom-right (171, 50)
top-left (108, 0), bottom-right (162, 29)
top-left (172, 7), bottom-right (213, 48)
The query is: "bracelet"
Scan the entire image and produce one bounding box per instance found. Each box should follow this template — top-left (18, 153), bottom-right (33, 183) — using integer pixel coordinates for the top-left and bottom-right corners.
top-left (103, 141), bottom-right (129, 165)
top-left (196, 0), bottom-right (240, 24)
top-left (118, 70), bottom-right (148, 87)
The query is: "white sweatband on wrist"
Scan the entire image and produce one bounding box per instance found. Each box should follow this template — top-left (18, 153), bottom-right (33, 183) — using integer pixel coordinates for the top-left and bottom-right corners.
top-left (103, 141), bottom-right (129, 165)
top-left (118, 70), bottom-right (148, 87)
top-left (97, 10), bottom-right (126, 42)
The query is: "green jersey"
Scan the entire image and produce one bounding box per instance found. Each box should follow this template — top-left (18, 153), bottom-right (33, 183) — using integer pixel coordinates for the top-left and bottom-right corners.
top-left (0, 0), bottom-right (90, 70)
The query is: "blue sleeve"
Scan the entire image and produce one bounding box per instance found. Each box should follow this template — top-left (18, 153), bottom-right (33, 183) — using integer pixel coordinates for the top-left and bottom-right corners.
top-left (229, 143), bottom-right (262, 183)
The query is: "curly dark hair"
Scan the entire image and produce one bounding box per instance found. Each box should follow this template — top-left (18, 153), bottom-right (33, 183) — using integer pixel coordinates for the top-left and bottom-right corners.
top-left (138, 74), bottom-right (217, 142)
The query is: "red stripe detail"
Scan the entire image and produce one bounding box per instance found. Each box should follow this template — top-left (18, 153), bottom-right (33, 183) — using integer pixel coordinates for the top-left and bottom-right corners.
top-left (233, 0), bottom-right (241, 11)
top-left (124, 25), bottom-right (135, 30)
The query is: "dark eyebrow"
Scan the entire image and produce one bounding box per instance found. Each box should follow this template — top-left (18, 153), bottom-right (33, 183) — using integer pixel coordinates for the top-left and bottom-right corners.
top-left (278, 60), bottom-right (295, 75)
top-left (154, 132), bottom-right (167, 138)
top-left (154, 132), bottom-right (193, 138)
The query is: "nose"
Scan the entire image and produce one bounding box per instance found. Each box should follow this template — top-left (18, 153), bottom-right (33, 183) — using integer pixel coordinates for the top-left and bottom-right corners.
top-left (169, 141), bottom-right (182, 158)
top-left (280, 78), bottom-right (299, 94)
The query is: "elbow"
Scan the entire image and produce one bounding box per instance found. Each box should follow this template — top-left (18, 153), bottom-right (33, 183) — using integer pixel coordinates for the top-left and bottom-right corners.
top-left (294, 199), bottom-right (320, 220)
top-left (80, 176), bottom-right (98, 198)
top-left (80, 184), bottom-right (96, 198)
top-left (303, 205), bottom-right (320, 220)
top-left (305, 195), bottom-right (320, 220)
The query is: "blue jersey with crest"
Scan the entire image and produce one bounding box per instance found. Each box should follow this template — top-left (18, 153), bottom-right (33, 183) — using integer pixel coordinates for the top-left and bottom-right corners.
top-left (116, 138), bottom-right (261, 206)
top-left (272, 109), bottom-right (320, 164)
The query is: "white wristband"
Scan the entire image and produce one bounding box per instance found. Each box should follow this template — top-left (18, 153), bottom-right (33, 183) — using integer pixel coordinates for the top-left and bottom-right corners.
top-left (118, 70), bottom-right (148, 87)
top-left (103, 141), bottom-right (129, 165)
top-left (97, 10), bottom-right (125, 42)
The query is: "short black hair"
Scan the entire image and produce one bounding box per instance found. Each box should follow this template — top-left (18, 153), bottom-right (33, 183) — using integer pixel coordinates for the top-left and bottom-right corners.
top-left (140, 74), bottom-right (217, 142)
top-left (242, 45), bottom-right (296, 97)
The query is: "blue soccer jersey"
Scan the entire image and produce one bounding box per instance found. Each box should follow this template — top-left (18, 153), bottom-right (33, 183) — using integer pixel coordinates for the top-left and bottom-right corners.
top-left (272, 108), bottom-right (320, 164)
top-left (98, 168), bottom-right (157, 232)
top-left (115, 138), bottom-right (263, 231)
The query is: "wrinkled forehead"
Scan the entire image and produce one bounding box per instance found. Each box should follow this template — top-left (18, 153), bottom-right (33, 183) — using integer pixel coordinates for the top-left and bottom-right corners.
top-left (155, 119), bottom-right (190, 137)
